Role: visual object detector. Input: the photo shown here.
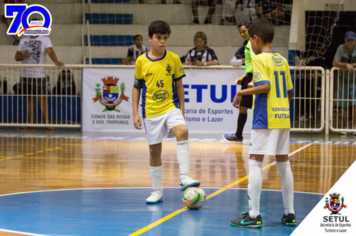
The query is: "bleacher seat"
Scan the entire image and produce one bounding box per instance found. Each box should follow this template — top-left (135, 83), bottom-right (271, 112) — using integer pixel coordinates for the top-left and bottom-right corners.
top-left (85, 0), bottom-right (130, 3)
top-left (84, 35), bottom-right (133, 46)
top-left (85, 14), bottom-right (133, 25)
top-left (86, 58), bottom-right (123, 65)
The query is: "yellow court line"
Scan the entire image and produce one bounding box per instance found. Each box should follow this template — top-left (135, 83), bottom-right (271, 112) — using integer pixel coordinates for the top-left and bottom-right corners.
top-left (129, 143), bottom-right (313, 236)
top-left (36, 151), bottom-right (43, 153)
top-left (0, 147), bottom-right (62, 163)
top-left (46, 149), bottom-right (52, 151)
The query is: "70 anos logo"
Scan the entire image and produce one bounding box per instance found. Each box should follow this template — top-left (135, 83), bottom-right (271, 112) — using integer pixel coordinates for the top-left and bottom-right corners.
top-left (5, 4), bottom-right (52, 37)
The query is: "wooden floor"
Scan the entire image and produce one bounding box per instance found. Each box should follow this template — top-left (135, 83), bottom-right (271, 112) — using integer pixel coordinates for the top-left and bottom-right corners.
top-left (0, 137), bottom-right (355, 235)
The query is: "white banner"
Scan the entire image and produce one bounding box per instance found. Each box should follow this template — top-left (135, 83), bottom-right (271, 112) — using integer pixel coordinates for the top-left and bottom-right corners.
top-left (82, 68), bottom-right (252, 134)
top-left (292, 161), bottom-right (356, 236)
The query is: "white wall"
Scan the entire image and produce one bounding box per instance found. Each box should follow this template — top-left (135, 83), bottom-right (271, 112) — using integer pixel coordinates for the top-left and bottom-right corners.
top-left (289, 0), bottom-right (355, 51)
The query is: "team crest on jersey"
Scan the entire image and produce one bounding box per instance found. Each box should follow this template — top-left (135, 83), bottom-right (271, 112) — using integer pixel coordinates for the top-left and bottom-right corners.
top-left (166, 64), bottom-right (172, 73)
top-left (324, 193), bottom-right (346, 215)
top-left (93, 76), bottom-right (129, 112)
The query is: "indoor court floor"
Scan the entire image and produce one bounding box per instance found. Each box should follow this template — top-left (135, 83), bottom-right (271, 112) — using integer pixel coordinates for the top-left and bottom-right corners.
top-left (0, 128), bottom-right (355, 236)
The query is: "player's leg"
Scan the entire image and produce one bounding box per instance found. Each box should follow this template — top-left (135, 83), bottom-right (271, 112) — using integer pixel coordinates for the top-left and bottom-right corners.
top-left (223, 73), bottom-right (252, 143)
top-left (167, 109), bottom-right (200, 190)
top-left (146, 142), bottom-right (164, 203)
top-left (144, 115), bottom-right (166, 204)
top-left (231, 129), bottom-right (273, 228)
top-left (275, 129), bottom-right (296, 226)
top-left (230, 154), bottom-right (264, 228)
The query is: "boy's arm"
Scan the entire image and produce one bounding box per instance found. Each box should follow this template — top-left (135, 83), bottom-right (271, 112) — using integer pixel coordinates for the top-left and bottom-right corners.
top-left (132, 86), bottom-right (142, 130)
top-left (175, 79), bottom-right (185, 118)
top-left (232, 84), bottom-right (270, 108)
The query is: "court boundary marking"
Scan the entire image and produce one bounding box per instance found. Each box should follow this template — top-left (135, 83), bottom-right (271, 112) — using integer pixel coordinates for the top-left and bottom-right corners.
top-left (128, 143), bottom-right (313, 236)
top-left (0, 187), bottom-right (323, 236)
top-left (0, 134), bottom-right (355, 146)
top-left (0, 187), bottom-right (324, 198)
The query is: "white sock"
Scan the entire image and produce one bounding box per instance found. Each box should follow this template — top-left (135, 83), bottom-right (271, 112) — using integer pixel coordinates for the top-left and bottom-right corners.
top-left (177, 140), bottom-right (190, 178)
top-left (150, 166), bottom-right (163, 193)
top-left (248, 159), bottom-right (263, 218)
top-left (276, 161), bottom-right (295, 215)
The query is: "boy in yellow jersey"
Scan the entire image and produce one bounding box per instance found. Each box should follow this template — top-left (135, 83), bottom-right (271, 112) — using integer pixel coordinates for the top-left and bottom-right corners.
top-left (132, 21), bottom-right (200, 204)
top-left (230, 19), bottom-right (295, 228)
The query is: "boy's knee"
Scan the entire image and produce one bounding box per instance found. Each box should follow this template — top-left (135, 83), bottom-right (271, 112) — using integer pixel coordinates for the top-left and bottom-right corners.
top-left (176, 126), bottom-right (188, 138)
top-left (149, 145), bottom-right (161, 156)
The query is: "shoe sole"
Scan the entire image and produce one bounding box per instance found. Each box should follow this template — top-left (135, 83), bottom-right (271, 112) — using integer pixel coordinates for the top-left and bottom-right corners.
top-left (146, 199), bottom-right (163, 204)
top-left (230, 222), bottom-right (262, 228)
top-left (282, 222), bottom-right (296, 226)
top-left (222, 134), bottom-right (243, 143)
top-left (180, 181), bottom-right (201, 191)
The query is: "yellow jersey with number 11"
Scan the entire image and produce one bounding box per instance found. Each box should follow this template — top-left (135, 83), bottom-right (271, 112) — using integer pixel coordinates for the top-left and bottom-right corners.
top-left (251, 51), bottom-right (294, 129)
top-left (135, 50), bottom-right (186, 119)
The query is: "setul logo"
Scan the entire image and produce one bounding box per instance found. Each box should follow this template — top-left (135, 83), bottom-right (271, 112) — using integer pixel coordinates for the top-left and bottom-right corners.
top-left (152, 90), bottom-right (169, 102)
top-left (324, 192), bottom-right (346, 215)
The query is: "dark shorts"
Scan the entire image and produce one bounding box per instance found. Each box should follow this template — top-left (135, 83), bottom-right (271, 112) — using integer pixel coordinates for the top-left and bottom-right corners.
top-left (240, 73), bottom-right (253, 109)
top-left (20, 77), bottom-right (46, 95)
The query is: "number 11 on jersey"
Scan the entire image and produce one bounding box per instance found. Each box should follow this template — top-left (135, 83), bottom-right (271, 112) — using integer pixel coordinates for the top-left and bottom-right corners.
top-left (274, 71), bottom-right (287, 98)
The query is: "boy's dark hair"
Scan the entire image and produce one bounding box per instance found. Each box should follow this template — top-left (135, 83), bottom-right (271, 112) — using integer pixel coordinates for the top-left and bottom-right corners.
top-left (248, 19), bottom-right (275, 44)
top-left (148, 21), bottom-right (171, 37)
top-left (133, 34), bottom-right (142, 41)
top-left (237, 21), bottom-right (250, 29)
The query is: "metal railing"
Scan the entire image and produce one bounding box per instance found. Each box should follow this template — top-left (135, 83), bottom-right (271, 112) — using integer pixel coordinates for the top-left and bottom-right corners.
top-left (0, 64), bottom-right (84, 128)
top-left (0, 64), bottom-right (331, 133)
top-left (329, 67), bottom-right (356, 134)
top-left (289, 66), bottom-right (326, 132)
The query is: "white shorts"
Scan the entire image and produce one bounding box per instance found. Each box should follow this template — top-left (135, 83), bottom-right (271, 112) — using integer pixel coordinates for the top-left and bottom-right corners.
top-left (143, 108), bottom-right (186, 145)
top-left (249, 129), bottom-right (290, 156)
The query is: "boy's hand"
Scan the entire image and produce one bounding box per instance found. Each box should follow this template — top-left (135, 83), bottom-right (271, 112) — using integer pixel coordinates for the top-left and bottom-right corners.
top-left (232, 92), bottom-right (242, 109)
top-left (133, 114), bottom-right (142, 130)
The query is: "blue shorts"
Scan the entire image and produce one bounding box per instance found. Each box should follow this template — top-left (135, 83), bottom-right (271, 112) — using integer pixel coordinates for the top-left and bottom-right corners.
top-left (338, 79), bottom-right (356, 107)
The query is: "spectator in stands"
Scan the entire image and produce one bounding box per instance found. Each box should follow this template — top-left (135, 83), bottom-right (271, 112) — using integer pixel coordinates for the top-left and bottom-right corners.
top-left (122, 35), bottom-right (148, 65)
top-left (15, 29), bottom-right (64, 130)
top-left (191, 0), bottom-right (216, 24)
top-left (160, 0), bottom-right (182, 3)
top-left (184, 31), bottom-right (219, 66)
top-left (333, 31), bottom-right (356, 135)
top-left (220, 0), bottom-right (257, 25)
top-left (220, 0), bottom-right (237, 25)
top-left (4, 0), bottom-right (24, 45)
top-left (257, 0), bottom-right (284, 23)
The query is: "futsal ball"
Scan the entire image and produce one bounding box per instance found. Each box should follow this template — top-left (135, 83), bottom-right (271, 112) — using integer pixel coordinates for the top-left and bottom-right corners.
top-left (182, 187), bottom-right (206, 209)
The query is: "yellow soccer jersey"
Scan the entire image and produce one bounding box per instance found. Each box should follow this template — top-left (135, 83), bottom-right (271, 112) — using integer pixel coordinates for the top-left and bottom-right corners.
top-left (251, 51), bottom-right (294, 129)
top-left (135, 50), bottom-right (186, 118)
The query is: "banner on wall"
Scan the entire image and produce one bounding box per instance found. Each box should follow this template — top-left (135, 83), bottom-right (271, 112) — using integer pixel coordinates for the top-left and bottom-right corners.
top-left (82, 68), bottom-right (252, 133)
